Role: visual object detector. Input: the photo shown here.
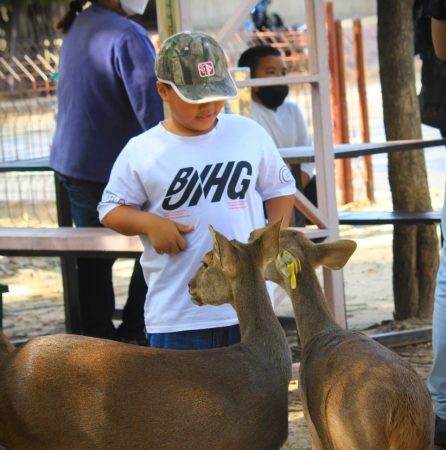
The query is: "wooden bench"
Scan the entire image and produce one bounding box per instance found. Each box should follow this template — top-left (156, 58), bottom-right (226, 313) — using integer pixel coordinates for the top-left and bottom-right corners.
top-left (0, 227), bottom-right (143, 334)
top-left (338, 210), bottom-right (442, 225)
top-left (0, 226), bottom-right (328, 335)
top-left (0, 227), bottom-right (143, 256)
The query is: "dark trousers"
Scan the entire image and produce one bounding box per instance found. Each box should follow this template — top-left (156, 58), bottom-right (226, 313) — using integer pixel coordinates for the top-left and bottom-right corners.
top-left (57, 173), bottom-right (146, 341)
top-left (293, 174), bottom-right (318, 227)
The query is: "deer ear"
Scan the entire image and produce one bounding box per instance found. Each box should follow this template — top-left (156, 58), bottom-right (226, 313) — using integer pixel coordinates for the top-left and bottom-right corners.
top-left (313, 239), bottom-right (357, 269)
top-left (248, 217), bottom-right (283, 244)
top-left (257, 219), bottom-right (282, 268)
top-left (277, 249), bottom-right (301, 289)
top-left (208, 225), bottom-right (239, 276)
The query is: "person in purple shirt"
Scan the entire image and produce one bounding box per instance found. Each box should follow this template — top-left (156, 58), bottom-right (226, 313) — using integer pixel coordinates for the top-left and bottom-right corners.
top-left (50, 0), bottom-right (163, 344)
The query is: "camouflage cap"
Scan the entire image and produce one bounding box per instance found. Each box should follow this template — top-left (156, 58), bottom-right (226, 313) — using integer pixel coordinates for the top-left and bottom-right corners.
top-left (155, 31), bottom-right (238, 104)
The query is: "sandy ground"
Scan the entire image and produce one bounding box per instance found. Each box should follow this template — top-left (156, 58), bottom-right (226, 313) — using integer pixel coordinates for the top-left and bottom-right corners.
top-left (0, 223), bottom-right (439, 449)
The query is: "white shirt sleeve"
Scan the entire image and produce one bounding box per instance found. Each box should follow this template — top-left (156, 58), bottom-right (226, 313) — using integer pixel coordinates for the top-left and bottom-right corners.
top-left (97, 139), bottom-right (148, 222)
top-left (256, 130), bottom-right (297, 201)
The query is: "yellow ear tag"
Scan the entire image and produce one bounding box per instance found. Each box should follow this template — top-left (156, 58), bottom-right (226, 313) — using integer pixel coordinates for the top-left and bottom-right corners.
top-left (288, 261), bottom-right (297, 289)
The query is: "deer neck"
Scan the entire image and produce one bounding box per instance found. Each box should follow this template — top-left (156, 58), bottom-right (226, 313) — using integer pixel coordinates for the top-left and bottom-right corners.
top-left (288, 266), bottom-right (341, 347)
top-left (231, 267), bottom-right (291, 373)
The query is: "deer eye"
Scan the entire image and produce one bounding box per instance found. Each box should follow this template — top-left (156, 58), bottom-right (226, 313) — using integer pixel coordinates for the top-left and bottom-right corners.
top-left (202, 261), bottom-right (208, 269)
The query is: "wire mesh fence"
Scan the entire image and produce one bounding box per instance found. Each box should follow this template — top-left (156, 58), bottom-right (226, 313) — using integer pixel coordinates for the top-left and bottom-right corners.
top-left (0, 39), bottom-right (59, 226)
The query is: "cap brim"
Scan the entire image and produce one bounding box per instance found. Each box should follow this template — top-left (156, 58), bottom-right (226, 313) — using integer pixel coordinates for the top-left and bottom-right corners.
top-left (159, 75), bottom-right (239, 104)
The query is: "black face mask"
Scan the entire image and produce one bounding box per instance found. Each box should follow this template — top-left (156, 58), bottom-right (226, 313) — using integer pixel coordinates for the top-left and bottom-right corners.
top-left (255, 84), bottom-right (289, 110)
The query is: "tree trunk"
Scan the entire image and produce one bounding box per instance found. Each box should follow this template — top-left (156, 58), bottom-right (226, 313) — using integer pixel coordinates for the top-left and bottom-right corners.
top-left (377, 0), bottom-right (439, 320)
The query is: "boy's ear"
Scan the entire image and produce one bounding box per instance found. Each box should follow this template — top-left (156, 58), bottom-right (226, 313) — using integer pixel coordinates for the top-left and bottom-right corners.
top-left (156, 81), bottom-right (169, 102)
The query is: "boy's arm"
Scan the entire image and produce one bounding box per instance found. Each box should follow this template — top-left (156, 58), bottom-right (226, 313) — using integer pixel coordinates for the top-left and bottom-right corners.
top-left (264, 195), bottom-right (295, 228)
top-left (102, 205), bottom-right (193, 255)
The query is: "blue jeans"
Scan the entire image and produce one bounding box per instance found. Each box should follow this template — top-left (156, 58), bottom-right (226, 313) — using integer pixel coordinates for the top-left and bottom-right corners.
top-left (429, 191), bottom-right (446, 419)
top-left (147, 324), bottom-right (241, 349)
top-left (57, 173), bottom-right (146, 341)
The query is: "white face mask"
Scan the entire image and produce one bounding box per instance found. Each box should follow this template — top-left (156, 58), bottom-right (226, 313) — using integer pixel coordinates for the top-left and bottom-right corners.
top-left (120, 0), bottom-right (149, 16)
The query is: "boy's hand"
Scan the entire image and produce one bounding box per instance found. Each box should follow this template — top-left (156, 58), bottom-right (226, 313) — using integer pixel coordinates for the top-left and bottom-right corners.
top-left (147, 217), bottom-right (194, 255)
top-left (101, 206), bottom-right (193, 255)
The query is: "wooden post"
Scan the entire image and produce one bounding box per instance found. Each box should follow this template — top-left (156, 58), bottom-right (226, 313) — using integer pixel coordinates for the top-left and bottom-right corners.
top-left (326, 3), bottom-right (353, 205)
top-left (155, 0), bottom-right (192, 42)
top-left (335, 19), bottom-right (353, 204)
top-left (326, 3), bottom-right (344, 205)
top-left (353, 18), bottom-right (375, 203)
top-left (325, 3), bottom-right (342, 144)
top-left (307, 0), bottom-right (347, 327)
top-left (155, 0), bottom-right (192, 118)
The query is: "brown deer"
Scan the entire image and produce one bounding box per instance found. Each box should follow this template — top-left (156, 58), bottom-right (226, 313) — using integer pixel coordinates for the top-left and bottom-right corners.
top-left (0, 221), bottom-right (291, 450)
top-left (249, 227), bottom-right (434, 450)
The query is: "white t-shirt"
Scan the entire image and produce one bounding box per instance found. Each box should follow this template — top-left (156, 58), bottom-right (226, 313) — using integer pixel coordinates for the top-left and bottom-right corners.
top-left (98, 113), bottom-right (296, 333)
top-left (250, 99), bottom-right (315, 177)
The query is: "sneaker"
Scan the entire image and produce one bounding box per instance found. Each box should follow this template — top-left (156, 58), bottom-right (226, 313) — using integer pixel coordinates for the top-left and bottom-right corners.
top-left (435, 415), bottom-right (446, 448)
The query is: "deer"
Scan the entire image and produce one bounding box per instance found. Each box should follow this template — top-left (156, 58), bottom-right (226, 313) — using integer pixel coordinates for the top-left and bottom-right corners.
top-left (248, 226), bottom-right (434, 450)
top-left (0, 220), bottom-right (292, 450)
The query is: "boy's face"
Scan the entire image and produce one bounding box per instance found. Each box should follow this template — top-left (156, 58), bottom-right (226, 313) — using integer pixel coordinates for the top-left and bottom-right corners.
top-left (157, 82), bottom-right (225, 136)
top-left (251, 54), bottom-right (289, 110)
top-left (253, 54), bottom-right (287, 79)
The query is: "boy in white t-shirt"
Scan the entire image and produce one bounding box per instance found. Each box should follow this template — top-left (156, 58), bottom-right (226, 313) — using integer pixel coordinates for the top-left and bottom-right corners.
top-left (98, 31), bottom-right (296, 350)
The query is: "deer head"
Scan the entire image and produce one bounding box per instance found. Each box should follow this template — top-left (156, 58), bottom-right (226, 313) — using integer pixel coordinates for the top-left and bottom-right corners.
top-left (189, 220), bottom-right (282, 307)
top-left (249, 228), bottom-right (357, 291)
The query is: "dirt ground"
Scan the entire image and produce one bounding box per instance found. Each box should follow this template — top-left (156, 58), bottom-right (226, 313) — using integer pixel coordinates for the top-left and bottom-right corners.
top-left (0, 224), bottom-right (439, 450)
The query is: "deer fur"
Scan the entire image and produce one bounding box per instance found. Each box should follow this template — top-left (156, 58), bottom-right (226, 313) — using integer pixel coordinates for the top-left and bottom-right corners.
top-left (0, 221), bottom-right (291, 450)
top-left (249, 227), bottom-right (434, 450)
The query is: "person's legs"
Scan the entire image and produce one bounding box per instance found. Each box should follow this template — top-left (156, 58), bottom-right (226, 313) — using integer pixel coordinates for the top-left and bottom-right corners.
top-left (147, 324), bottom-right (241, 350)
top-left (429, 191), bottom-right (446, 447)
top-left (115, 259), bottom-right (147, 344)
top-left (77, 258), bottom-right (116, 338)
top-left (58, 174), bottom-right (116, 339)
top-left (429, 245), bottom-right (446, 446)
top-left (429, 246), bottom-right (446, 419)
top-left (59, 174), bottom-right (148, 342)
top-left (293, 175), bottom-right (317, 227)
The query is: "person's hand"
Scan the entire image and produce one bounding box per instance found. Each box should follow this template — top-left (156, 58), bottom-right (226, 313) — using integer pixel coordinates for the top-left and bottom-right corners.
top-left (146, 216), bottom-right (194, 255)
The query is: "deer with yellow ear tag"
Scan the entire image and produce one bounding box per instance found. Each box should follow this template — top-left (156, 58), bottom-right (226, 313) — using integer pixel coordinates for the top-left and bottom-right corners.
top-left (249, 226), bottom-right (434, 450)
